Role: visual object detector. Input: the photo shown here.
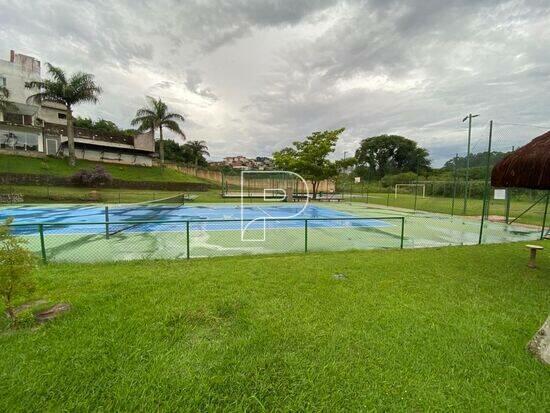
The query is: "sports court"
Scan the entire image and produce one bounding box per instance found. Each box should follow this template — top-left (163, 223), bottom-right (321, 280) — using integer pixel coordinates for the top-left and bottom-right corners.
top-left (0, 200), bottom-right (542, 263)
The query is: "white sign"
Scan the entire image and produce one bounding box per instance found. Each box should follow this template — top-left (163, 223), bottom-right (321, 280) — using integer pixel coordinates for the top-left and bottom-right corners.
top-left (354, 177), bottom-right (361, 183)
top-left (494, 189), bottom-right (507, 200)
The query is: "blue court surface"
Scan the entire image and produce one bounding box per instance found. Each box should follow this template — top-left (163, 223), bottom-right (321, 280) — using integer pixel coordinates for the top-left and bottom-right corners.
top-left (0, 204), bottom-right (392, 235)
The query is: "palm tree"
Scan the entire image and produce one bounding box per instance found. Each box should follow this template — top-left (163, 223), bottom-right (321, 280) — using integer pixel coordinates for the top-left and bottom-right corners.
top-left (0, 86), bottom-right (17, 116)
top-left (185, 140), bottom-right (210, 167)
top-left (131, 97), bottom-right (185, 164)
top-left (25, 63), bottom-right (102, 166)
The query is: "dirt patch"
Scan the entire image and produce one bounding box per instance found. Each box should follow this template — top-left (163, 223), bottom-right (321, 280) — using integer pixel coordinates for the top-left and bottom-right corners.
top-left (35, 303), bottom-right (71, 322)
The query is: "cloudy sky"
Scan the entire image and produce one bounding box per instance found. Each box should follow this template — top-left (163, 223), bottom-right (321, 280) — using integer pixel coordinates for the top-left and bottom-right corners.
top-left (1, 0), bottom-right (549, 165)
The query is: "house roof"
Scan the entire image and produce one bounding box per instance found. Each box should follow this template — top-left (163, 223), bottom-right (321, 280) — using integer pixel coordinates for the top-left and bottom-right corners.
top-left (491, 131), bottom-right (550, 189)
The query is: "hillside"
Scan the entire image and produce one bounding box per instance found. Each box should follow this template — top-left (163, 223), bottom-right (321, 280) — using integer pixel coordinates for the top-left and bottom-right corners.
top-left (0, 154), bottom-right (210, 184)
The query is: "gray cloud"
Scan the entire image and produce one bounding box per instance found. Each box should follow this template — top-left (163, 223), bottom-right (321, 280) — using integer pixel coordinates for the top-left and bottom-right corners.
top-left (1, 0), bottom-right (549, 164)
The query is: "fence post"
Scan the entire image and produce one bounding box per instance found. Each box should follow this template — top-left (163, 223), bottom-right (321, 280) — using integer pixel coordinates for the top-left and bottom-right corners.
top-left (505, 189), bottom-right (512, 224)
top-left (400, 217), bottom-right (405, 249)
top-left (104, 206), bottom-right (110, 239)
top-left (541, 192), bottom-right (549, 240)
top-left (304, 219), bottom-right (308, 253)
top-left (451, 153), bottom-right (458, 217)
top-left (186, 221), bottom-right (190, 259)
top-left (479, 120), bottom-right (493, 245)
top-left (39, 224), bottom-right (47, 263)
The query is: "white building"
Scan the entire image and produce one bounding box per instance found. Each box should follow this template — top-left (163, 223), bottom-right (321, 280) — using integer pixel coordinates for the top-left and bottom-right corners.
top-left (0, 50), bottom-right (156, 166)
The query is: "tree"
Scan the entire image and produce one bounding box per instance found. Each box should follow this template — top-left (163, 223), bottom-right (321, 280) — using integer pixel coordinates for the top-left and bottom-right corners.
top-left (26, 63), bottom-right (102, 166)
top-left (354, 135), bottom-right (430, 179)
top-left (185, 140), bottom-right (210, 167)
top-left (0, 219), bottom-right (36, 327)
top-left (273, 128), bottom-right (344, 199)
top-left (0, 86), bottom-right (18, 117)
top-left (131, 97), bottom-right (185, 164)
top-left (443, 151), bottom-right (510, 170)
top-left (156, 139), bottom-right (188, 163)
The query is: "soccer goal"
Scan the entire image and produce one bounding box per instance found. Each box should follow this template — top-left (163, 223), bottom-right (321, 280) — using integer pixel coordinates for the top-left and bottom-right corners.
top-left (394, 184), bottom-right (426, 199)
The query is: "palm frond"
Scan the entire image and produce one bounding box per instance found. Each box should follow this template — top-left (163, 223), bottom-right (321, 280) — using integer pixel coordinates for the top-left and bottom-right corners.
top-left (135, 108), bottom-right (156, 118)
top-left (162, 119), bottom-right (185, 137)
top-left (164, 112), bottom-right (185, 122)
top-left (46, 63), bottom-right (67, 84)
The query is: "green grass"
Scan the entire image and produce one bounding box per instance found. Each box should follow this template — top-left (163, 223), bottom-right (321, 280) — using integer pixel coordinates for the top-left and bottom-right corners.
top-left (0, 184), bottom-right (204, 204)
top-left (0, 242), bottom-right (549, 411)
top-left (0, 154), bottom-right (209, 183)
top-left (354, 192), bottom-right (547, 226)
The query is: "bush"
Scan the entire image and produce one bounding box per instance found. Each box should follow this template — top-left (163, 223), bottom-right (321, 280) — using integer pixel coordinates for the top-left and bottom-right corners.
top-left (71, 165), bottom-right (113, 187)
top-left (381, 172), bottom-right (420, 188)
top-left (0, 218), bottom-right (36, 327)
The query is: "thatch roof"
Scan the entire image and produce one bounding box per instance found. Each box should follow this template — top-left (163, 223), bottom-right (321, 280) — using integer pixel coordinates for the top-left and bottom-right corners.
top-left (491, 131), bottom-right (550, 189)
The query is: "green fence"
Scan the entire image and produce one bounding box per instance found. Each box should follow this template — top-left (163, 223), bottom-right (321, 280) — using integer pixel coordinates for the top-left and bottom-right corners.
top-left (8, 216), bottom-right (406, 263)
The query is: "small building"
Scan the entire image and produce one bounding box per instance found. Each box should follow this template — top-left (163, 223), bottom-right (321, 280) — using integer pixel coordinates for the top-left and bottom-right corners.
top-left (0, 50), bottom-right (156, 166)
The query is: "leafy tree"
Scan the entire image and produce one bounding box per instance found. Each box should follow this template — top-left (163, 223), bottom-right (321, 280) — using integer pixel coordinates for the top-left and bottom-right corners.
top-left (155, 139), bottom-right (189, 163)
top-left (0, 219), bottom-right (36, 327)
top-left (131, 97), bottom-right (185, 164)
top-left (185, 140), bottom-right (210, 167)
top-left (73, 117), bottom-right (135, 137)
top-left (0, 86), bottom-right (17, 115)
top-left (26, 64), bottom-right (102, 166)
top-left (273, 128), bottom-right (344, 199)
top-left (355, 135), bottom-right (430, 178)
top-left (443, 151), bottom-right (510, 170)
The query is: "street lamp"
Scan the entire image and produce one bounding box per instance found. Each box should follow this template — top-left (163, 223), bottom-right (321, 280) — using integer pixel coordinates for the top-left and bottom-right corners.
top-left (462, 113), bottom-right (479, 215)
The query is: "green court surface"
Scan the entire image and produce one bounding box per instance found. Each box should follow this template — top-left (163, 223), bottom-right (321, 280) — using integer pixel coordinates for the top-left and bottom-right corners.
top-left (8, 202), bottom-right (544, 263)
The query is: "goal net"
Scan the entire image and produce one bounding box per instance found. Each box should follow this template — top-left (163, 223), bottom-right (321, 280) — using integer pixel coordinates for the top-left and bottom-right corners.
top-left (394, 184), bottom-right (426, 199)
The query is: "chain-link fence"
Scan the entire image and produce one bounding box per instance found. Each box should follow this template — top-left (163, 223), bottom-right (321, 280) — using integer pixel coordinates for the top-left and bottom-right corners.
top-left (8, 216), bottom-right (406, 263)
top-left (335, 120), bottom-right (549, 245)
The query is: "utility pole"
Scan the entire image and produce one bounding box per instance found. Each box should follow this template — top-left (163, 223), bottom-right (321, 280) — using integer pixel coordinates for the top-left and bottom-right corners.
top-left (462, 113), bottom-right (479, 215)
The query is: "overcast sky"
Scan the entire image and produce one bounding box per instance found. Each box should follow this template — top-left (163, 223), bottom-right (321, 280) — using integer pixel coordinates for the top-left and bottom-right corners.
top-left (1, 0), bottom-right (549, 166)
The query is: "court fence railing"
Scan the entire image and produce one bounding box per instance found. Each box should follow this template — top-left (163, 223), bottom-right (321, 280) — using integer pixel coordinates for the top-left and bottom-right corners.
top-left (7, 216), bottom-right (406, 263)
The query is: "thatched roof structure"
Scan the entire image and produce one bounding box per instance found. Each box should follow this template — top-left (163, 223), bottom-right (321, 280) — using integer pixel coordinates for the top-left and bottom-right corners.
top-left (491, 131), bottom-right (550, 189)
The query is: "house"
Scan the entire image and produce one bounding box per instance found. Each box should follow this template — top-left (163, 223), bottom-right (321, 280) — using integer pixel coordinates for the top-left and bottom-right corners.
top-left (223, 155), bottom-right (255, 170)
top-left (221, 155), bottom-right (274, 170)
top-left (0, 50), bottom-right (156, 166)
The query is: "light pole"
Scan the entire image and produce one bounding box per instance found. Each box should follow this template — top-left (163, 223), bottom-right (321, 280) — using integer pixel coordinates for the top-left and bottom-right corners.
top-left (462, 113), bottom-right (479, 215)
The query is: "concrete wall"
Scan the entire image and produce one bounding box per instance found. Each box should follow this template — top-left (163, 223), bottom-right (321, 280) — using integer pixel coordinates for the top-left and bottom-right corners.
top-left (38, 104), bottom-right (67, 126)
top-left (61, 147), bottom-right (153, 167)
top-left (133, 130), bottom-right (155, 152)
top-left (161, 163), bottom-right (336, 193)
top-left (0, 51), bottom-right (41, 104)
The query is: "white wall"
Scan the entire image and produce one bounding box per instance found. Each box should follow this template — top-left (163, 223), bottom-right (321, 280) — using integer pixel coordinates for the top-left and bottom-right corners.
top-left (39, 105), bottom-right (68, 125)
top-left (0, 53), bottom-right (41, 105)
top-left (61, 147), bottom-right (153, 167)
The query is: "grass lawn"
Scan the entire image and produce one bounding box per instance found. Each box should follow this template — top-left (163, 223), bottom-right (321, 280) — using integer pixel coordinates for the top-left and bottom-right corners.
top-left (0, 242), bottom-right (549, 411)
top-left (0, 154), bottom-right (209, 183)
top-left (354, 192), bottom-right (547, 226)
top-left (0, 184), bottom-right (214, 204)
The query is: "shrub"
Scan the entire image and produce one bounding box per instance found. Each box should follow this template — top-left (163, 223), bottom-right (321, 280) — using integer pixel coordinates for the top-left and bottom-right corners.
top-left (0, 218), bottom-right (37, 327)
top-left (381, 172), bottom-right (420, 188)
top-left (71, 165), bottom-right (113, 187)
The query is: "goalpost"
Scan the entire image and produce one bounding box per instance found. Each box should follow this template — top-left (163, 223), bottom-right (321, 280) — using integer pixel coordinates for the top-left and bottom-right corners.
top-left (395, 184), bottom-right (426, 199)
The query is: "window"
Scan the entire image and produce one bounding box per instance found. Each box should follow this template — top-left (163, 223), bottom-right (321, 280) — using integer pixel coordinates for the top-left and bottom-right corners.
top-left (0, 76), bottom-right (6, 87)
top-left (0, 129), bottom-right (40, 151)
top-left (26, 134), bottom-right (38, 151)
top-left (58, 113), bottom-right (67, 120)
